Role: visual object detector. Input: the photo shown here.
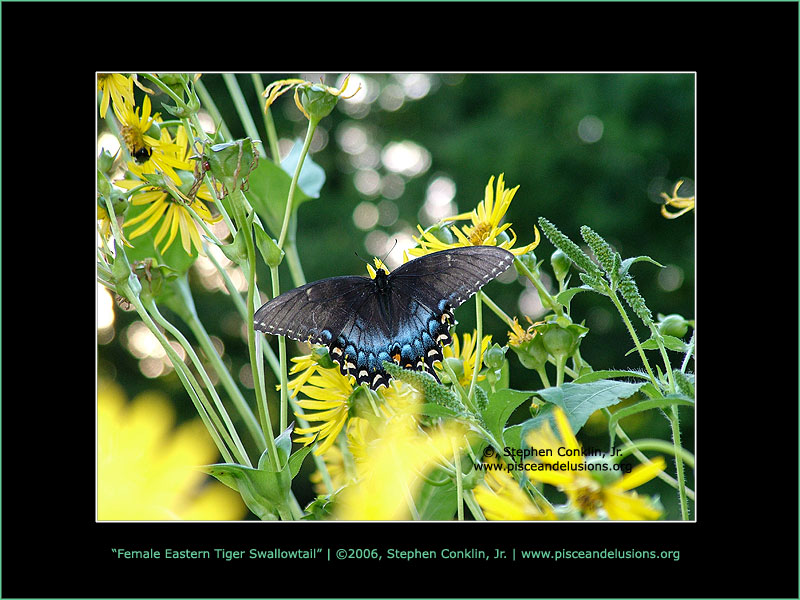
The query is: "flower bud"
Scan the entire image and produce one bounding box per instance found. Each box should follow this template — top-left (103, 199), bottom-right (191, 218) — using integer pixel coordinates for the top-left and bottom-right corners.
top-left (657, 314), bottom-right (689, 338)
top-left (510, 333), bottom-right (548, 370)
top-left (514, 250), bottom-right (537, 277)
top-left (98, 187), bottom-right (129, 218)
top-left (550, 249), bottom-right (571, 281)
top-left (483, 343), bottom-right (506, 369)
top-left (205, 138), bottom-right (259, 192)
top-left (297, 84), bottom-right (341, 122)
top-left (440, 357), bottom-right (465, 384)
top-left (98, 148), bottom-right (117, 174)
top-left (542, 326), bottom-right (575, 358)
top-left (312, 346), bottom-right (337, 370)
top-left (424, 223), bottom-right (455, 245)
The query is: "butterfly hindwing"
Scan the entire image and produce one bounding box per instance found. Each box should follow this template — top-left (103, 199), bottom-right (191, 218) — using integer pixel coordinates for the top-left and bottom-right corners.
top-left (254, 246), bottom-right (515, 390)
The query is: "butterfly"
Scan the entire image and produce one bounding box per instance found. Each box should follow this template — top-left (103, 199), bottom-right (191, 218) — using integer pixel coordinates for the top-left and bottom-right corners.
top-left (253, 245), bottom-right (515, 390)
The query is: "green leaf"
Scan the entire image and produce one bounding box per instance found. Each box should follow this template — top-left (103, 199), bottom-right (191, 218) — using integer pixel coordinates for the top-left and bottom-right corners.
top-left (619, 255), bottom-right (665, 278)
top-left (280, 139), bottom-right (326, 199)
top-left (502, 423), bottom-right (524, 450)
top-left (555, 286), bottom-right (591, 311)
top-left (246, 159), bottom-right (313, 237)
top-left (419, 403), bottom-right (460, 419)
top-left (625, 335), bottom-right (688, 356)
top-left (415, 468), bottom-right (457, 521)
top-left (607, 394), bottom-right (694, 447)
top-left (200, 462), bottom-right (291, 520)
top-left (253, 221), bottom-right (284, 267)
top-left (482, 389), bottom-right (535, 443)
top-left (288, 445), bottom-right (315, 479)
top-left (572, 369), bottom-right (652, 384)
top-left (525, 379), bottom-right (646, 436)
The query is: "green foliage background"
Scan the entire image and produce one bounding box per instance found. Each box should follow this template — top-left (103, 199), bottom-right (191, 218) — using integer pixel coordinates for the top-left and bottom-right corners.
top-left (99, 73), bottom-right (694, 515)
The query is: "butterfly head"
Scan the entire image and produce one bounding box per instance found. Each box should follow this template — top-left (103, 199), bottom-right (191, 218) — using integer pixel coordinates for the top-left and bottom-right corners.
top-left (366, 258), bottom-right (390, 279)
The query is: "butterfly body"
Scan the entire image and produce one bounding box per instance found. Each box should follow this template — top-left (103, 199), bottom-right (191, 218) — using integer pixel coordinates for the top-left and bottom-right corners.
top-left (254, 246), bottom-right (515, 390)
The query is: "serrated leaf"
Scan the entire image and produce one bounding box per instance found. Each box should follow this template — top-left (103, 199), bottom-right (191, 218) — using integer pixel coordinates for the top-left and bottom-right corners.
top-left (419, 403), bottom-right (460, 419)
top-left (607, 394), bottom-right (694, 447)
top-left (625, 335), bottom-right (688, 356)
top-left (526, 379), bottom-right (646, 436)
top-left (482, 389), bottom-right (535, 443)
top-left (572, 370), bottom-right (652, 384)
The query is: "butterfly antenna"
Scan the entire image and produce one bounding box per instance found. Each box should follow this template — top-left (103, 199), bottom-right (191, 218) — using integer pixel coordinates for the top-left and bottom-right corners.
top-left (379, 239), bottom-right (398, 264)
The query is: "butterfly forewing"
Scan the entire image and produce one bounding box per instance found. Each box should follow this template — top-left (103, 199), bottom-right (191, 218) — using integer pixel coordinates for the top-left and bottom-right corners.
top-left (253, 246), bottom-right (515, 390)
top-left (389, 246), bottom-right (515, 311)
top-left (253, 276), bottom-right (374, 345)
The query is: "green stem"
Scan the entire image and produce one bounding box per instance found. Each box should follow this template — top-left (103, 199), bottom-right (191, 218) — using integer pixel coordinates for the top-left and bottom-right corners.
top-left (668, 405), bottom-right (690, 519)
top-left (452, 439), bottom-right (464, 521)
top-left (128, 294), bottom-right (233, 464)
top-left (464, 489), bottom-right (487, 521)
top-left (513, 257), bottom-right (562, 316)
top-left (479, 291), bottom-right (514, 329)
top-left (250, 73), bottom-right (282, 165)
top-left (616, 438), bottom-right (695, 471)
top-left (536, 366), bottom-right (551, 389)
top-left (222, 73), bottom-right (264, 157)
top-left (171, 276), bottom-right (267, 453)
top-left (608, 292), bottom-right (658, 387)
top-left (143, 296), bottom-right (251, 466)
top-left (270, 265), bottom-right (289, 431)
top-left (603, 409), bottom-right (694, 501)
top-left (651, 324), bottom-right (677, 392)
top-left (194, 78), bottom-right (233, 141)
top-left (140, 73), bottom-right (184, 106)
top-left (467, 293), bottom-right (483, 404)
top-left (229, 190), bottom-right (281, 472)
top-left (278, 118), bottom-right (317, 249)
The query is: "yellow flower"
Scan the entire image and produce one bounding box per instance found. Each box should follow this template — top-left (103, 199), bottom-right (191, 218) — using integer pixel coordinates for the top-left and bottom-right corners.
top-left (113, 95), bottom-right (193, 181)
top-left (660, 180), bottom-right (695, 219)
top-left (335, 414), bottom-right (466, 520)
top-left (442, 331), bottom-right (492, 387)
top-left (292, 365), bottom-right (355, 456)
top-left (525, 407), bottom-right (664, 520)
top-left (473, 457), bottom-right (556, 520)
top-left (310, 444), bottom-right (353, 494)
top-left (263, 74), bottom-right (361, 120)
top-left (116, 126), bottom-right (222, 256)
top-left (507, 316), bottom-right (537, 347)
top-left (97, 73), bottom-right (135, 119)
top-left (97, 379), bottom-right (247, 520)
top-left (409, 173), bottom-right (540, 258)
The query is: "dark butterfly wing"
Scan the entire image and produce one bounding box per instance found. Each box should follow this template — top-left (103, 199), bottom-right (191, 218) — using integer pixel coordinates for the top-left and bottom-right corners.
top-left (253, 276), bottom-right (375, 346)
top-left (383, 245), bottom-right (515, 376)
top-left (254, 246), bottom-right (514, 391)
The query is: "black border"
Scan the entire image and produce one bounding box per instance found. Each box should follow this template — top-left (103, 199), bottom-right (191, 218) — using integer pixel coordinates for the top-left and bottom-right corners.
top-left (2, 2), bottom-right (797, 598)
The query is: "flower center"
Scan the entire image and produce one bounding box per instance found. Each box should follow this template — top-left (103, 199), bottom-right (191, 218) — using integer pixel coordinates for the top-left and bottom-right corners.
top-left (468, 222), bottom-right (492, 245)
top-left (121, 125), bottom-right (152, 164)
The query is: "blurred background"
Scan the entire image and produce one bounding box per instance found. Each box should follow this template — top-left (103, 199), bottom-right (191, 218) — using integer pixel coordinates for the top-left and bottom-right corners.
top-left (97, 73), bottom-right (694, 518)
